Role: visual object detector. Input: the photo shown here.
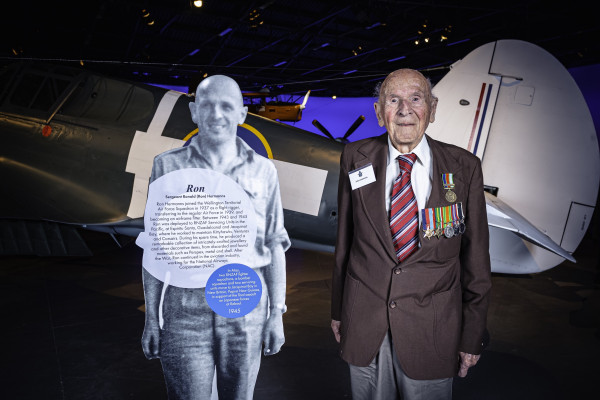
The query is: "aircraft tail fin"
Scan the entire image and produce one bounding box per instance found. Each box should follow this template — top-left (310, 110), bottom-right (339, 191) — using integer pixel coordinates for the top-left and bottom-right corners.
top-left (484, 193), bottom-right (576, 262)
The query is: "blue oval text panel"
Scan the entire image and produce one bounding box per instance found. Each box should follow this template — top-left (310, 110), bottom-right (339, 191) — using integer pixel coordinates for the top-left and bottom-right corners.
top-left (205, 263), bottom-right (263, 318)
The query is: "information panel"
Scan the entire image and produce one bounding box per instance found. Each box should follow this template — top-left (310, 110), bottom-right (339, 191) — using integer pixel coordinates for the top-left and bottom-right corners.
top-left (205, 264), bottom-right (262, 318)
top-left (137, 168), bottom-right (258, 289)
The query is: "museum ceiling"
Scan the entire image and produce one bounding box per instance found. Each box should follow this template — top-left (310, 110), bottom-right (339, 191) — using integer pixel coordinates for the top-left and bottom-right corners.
top-left (2, 0), bottom-right (598, 97)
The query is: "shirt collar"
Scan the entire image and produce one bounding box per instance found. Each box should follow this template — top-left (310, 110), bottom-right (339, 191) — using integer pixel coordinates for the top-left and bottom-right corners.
top-left (387, 134), bottom-right (431, 169)
top-left (190, 136), bottom-right (255, 170)
top-left (236, 136), bottom-right (255, 162)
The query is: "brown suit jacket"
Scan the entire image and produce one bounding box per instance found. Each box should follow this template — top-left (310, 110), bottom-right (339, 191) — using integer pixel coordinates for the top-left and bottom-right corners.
top-left (331, 133), bottom-right (491, 380)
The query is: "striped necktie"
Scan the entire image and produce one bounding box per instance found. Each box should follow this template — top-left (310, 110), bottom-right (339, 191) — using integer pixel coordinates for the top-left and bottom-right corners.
top-left (390, 153), bottom-right (419, 262)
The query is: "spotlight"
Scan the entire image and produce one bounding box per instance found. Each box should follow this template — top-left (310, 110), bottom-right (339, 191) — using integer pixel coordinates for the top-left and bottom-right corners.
top-left (141, 9), bottom-right (154, 26)
top-left (248, 9), bottom-right (263, 28)
top-left (190, 0), bottom-right (203, 8)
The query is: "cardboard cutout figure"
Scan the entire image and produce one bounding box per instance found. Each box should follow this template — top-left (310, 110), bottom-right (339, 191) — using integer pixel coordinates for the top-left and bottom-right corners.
top-left (137, 75), bottom-right (290, 400)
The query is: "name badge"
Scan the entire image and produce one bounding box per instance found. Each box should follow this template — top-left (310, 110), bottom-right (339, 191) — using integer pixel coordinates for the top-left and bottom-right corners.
top-left (349, 163), bottom-right (376, 190)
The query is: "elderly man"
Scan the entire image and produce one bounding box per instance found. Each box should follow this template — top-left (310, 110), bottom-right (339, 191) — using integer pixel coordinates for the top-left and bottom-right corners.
top-left (141, 75), bottom-right (289, 400)
top-left (331, 69), bottom-right (491, 400)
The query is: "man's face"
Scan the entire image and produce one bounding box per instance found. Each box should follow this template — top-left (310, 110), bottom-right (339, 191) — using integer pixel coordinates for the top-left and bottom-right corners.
top-left (374, 70), bottom-right (437, 152)
top-left (190, 80), bottom-right (247, 146)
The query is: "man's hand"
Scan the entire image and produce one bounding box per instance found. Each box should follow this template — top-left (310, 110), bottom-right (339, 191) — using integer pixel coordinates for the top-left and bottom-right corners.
top-left (141, 319), bottom-right (160, 360)
top-left (331, 319), bottom-right (341, 343)
top-left (458, 352), bottom-right (480, 377)
top-left (263, 312), bottom-right (285, 356)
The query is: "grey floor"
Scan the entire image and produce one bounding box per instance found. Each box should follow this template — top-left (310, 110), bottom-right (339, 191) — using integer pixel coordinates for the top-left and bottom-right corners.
top-left (1, 224), bottom-right (598, 399)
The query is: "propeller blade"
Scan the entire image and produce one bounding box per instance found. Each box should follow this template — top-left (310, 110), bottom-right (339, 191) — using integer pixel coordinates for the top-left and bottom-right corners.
top-left (312, 119), bottom-right (335, 140)
top-left (343, 115), bottom-right (365, 140)
top-left (300, 90), bottom-right (311, 109)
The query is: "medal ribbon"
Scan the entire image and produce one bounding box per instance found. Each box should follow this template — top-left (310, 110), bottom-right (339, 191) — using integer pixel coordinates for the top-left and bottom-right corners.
top-left (451, 204), bottom-right (458, 224)
top-left (442, 173), bottom-right (455, 190)
top-left (435, 207), bottom-right (442, 234)
top-left (428, 208), bottom-right (435, 234)
top-left (424, 203), bottom-right (466, 237)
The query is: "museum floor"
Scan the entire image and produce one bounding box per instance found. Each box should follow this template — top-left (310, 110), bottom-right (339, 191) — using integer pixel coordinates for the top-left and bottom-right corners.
top-left (1, 227), bottom-right (598, 400)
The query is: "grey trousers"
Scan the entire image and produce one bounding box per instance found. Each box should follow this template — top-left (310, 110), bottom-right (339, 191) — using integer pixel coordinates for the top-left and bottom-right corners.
top-left (349, 332), bottom-right (452, 400)
top-left (158, 280), bottom-right (268, 400)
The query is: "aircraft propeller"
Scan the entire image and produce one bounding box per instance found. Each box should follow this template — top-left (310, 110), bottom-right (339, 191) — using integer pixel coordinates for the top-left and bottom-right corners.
top-left (299, 90), bottom-right (311, 110)
top-left (312, 115), bottom-right (365, 144)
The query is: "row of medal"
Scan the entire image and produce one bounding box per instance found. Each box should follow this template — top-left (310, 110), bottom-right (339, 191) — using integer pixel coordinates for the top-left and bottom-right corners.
top-left (420, 202), bottom-right (466, 239)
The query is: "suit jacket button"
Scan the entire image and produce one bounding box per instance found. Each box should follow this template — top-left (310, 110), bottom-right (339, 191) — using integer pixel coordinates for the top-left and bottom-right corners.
top-left (394, 268), bottom-right (402, 275)
top-left (389, 301), bottom-right (397, 309)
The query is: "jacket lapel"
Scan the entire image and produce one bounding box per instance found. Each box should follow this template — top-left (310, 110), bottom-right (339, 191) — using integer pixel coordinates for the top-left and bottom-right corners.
top-left (352, 134), bottom-right (398, 261)
top-left (426, 135), bottom-right (463, 209)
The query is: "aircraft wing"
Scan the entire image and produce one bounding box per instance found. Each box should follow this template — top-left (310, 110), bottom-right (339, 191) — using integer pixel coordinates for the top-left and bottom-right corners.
top-left (485, 192), bottom-right (575, 263)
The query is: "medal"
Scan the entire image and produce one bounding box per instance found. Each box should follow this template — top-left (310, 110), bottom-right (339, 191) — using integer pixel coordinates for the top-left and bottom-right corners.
top-left (442, 206), bottom-right (454, 238)
top-left (429, 208), bottom-right (437, 239)
top-left (444, 225), bottom-right (454, 238)
top-left (442, 173), bottom-right (457, 203)
top-left (425, 208), bottom-right (434, 239)
top-left (435, 207), bottom-right (443, 238)
top-left (423, 202), bottom-right (466, 240)
top-left (451, 205), bottom-right (460, 235)
top-left (421, 209), bottom-right (430, 239)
